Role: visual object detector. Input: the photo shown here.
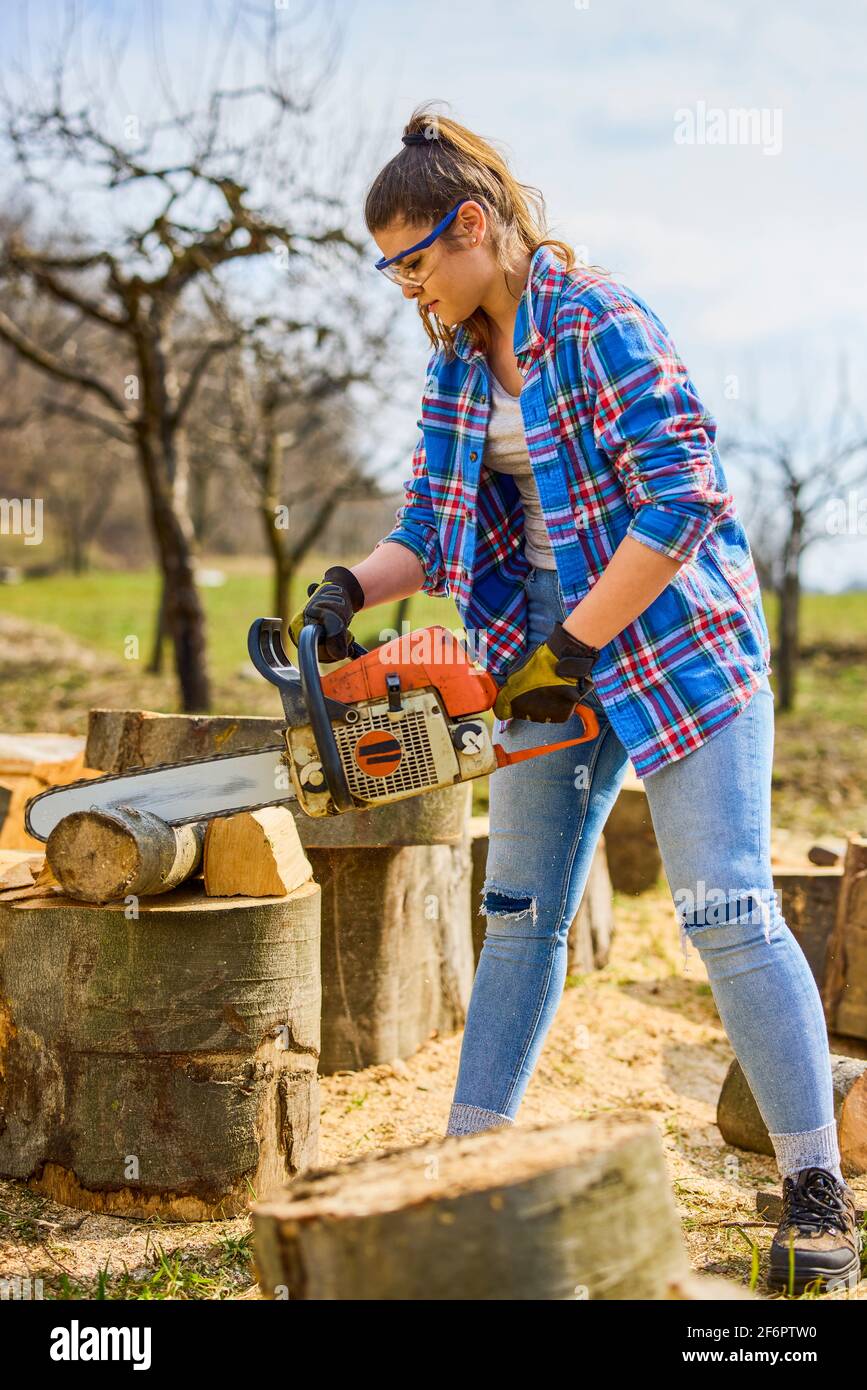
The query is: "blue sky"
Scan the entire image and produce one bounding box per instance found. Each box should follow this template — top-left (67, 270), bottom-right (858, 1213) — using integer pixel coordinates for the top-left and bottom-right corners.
top-left (4, 0), bottom-right (866, 588)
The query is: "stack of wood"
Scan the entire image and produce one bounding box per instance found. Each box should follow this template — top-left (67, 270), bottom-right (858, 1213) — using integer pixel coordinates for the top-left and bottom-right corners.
top-left (0, 733), bottom-right (103, 851)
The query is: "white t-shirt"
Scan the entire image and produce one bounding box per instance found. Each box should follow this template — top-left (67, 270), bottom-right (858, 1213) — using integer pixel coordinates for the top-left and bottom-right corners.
top-left (484, 373), bottom-right (557, 569)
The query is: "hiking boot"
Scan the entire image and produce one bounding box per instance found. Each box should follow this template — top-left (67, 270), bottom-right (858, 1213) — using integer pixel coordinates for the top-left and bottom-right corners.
top-left (768, 1165), bottom-right (863, 1294)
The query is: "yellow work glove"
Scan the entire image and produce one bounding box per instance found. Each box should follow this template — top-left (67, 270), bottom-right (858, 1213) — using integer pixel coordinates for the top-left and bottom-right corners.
top-left (288, 565), bottom-right (365, 664)
top-left (493, 621), bottom-right (599, 722)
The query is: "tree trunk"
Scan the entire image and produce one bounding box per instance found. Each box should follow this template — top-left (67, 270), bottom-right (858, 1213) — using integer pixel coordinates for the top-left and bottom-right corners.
top-left (147, 580), bottom-right (168, 674)
top-left (135, 427), bottom-right (210, 711)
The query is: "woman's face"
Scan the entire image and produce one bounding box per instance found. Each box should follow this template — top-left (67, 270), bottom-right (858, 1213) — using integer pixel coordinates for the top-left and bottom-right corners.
top-left (373, 201), bottom-right (489, 325)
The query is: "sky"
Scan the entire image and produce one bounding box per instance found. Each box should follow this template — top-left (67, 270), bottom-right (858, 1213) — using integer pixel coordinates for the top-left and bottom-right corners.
top-left (3, 0), bottom-right (866, 589)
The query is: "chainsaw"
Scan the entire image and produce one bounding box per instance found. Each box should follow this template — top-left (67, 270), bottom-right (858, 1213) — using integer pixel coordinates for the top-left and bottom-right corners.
top-left (24, 615), bottom-right (600, 842)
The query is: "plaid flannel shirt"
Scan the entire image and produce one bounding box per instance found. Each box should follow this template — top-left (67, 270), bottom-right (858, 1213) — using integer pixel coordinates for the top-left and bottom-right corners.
top-left (374, 244), bottom-right (772, 778)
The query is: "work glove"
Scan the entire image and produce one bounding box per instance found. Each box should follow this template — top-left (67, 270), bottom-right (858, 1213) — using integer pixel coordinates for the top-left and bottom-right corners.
top-left (493, 622), bottom-right (599, 722)
top-left (288, 565), bottom-right (365, 664)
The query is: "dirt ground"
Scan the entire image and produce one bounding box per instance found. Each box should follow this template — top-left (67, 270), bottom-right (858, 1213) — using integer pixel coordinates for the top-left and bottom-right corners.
top-left (1, 610), bottom-right (865, 1301)
top-left (2, 882), bottom-right (865, 1301)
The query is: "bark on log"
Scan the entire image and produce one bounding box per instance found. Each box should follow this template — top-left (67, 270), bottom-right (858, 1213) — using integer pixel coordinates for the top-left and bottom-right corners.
top-left (309, 837), bottom-right (474, 1074)
top-left (822, 836), bottom-right (867, 1040)
top-left (251, 1116), bottom-right (695, 1300)
top-left (46, 807), bottom-right (205, 905)
top-left (204, 808), bottom-right (313, 897)
top-left (0, 879), bottom-right (321, 1219)
top-left (717, 1053), bottom-right (867, 1175)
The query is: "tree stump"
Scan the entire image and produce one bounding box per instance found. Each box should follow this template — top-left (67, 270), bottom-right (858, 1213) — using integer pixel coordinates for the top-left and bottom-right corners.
top-left (251, 1116), bottom-right (700, 1300)
top-left (0, 879), bottom-right (321, 1219)
top-left (717, 1053), bottom-right (867, 1175)
top-left (822, 835), bottom-right (867, 1041)
top-left (772, 866), bottom-right (842, 988)
top-left (602, 771), bottom-right (661, 895)
top-left (308, 837), bottom-right (474, 1074)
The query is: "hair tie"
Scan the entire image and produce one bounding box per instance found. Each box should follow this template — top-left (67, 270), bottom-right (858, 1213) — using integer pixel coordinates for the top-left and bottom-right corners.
top-left (402, 131), bottom-right (431, 146)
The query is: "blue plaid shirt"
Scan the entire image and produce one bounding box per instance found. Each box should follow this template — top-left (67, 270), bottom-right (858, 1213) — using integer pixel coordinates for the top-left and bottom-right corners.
top-left (375, 244), bottom-right (772, 778)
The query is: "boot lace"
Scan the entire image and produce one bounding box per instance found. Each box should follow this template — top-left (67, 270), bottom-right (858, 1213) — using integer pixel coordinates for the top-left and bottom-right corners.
top-left (781, 1167), bottom-right (852, 1238)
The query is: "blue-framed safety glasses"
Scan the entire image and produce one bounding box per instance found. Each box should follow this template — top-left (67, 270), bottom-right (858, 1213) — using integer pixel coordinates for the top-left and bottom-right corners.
top-left (374, 198), bottom-right (472, 286)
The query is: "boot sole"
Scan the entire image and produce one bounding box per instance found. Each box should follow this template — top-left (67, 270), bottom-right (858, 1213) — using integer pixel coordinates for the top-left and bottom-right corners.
top-left (767, 1248), bottom-right (862, 1294)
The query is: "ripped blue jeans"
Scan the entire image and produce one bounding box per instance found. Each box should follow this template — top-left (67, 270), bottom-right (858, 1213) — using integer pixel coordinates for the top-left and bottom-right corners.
top-left (448, 566), bottom-right (840, 1180)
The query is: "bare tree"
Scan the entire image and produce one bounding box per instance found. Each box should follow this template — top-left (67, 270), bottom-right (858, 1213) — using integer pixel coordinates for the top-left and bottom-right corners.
top-left (0, 1), bottom-right (363, 709)
top-left (727, 365), bottom-right (867, 710)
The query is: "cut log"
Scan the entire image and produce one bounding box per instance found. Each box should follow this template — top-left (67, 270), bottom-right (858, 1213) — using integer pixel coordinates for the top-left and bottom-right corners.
top-left (822, 835), bottom-right (867, 1040)
top-left (809, 837), bottom-right (848, 867)
top-left (251, 1116), bottom-right (698, 1300)
top-left (204, 808), bottom-right (313, 897)
top-left (85, 708), bottom-right (282, 774)
top-left (46, 806), bottom-right (205, 905)
top-left (717, 1053), bottom-right (867, 1175)
top-left (0, 878), bottom-right (321, 1220)
top-left (309, 837), bottom-right (474, 1073)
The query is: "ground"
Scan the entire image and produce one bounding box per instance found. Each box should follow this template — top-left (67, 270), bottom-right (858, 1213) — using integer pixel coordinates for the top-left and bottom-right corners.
top-left (0, 571), bottom-right (865, 1300)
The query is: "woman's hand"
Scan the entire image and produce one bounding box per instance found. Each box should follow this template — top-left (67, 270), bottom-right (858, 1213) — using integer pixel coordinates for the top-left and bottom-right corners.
top-left (288, 565), bottom-right (365, 663)
top-left (493, 622), bottom-right (599, 722)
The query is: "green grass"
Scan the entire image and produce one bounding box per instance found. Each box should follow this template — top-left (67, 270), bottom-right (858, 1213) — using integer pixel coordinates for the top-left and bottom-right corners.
top-left (0, 557), bottom-right (462, 681)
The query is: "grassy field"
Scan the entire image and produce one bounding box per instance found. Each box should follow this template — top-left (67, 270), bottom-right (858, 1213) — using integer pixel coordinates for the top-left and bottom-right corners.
top-left (1, 559), bottom-right (865, 833)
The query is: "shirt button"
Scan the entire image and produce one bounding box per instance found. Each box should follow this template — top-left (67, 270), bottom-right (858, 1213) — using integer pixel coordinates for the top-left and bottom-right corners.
top-left (469, 450), bottom-right (478, 462)
top-left (480, 394), bottom-right (487, 404)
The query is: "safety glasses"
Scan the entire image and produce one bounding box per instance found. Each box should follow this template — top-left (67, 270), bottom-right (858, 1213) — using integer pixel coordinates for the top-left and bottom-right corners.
top-left (374, 198), bottom-right (471, 287)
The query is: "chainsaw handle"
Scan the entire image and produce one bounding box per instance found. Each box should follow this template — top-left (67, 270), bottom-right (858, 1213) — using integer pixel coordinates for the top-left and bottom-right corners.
top-left (297, 622), bottom-right (356, 812)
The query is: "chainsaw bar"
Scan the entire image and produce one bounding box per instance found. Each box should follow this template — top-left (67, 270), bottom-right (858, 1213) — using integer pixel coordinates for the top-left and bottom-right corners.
top-left (24, 744), bottom-right (297, 844)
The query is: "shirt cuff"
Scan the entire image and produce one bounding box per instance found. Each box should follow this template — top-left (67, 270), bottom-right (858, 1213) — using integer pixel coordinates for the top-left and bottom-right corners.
top-left (625, 506), bottom-right (709, 566)
top-left (375, 530), bottom-right (449, 598)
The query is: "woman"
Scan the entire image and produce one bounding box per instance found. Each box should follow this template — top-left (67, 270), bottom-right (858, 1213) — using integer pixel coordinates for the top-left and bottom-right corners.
top-left (290, 108), bottom-right (861, 1293)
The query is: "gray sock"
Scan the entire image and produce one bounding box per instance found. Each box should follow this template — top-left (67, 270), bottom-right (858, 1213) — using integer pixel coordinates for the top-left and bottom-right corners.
top-left (768, 1120), bottom-right (844, 1184)
top-left (445, 1102), bottom-right (515, 1137)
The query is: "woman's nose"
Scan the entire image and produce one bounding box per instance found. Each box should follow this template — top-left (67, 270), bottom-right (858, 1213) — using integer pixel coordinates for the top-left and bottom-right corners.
top-left (402, 284), bottom-right (420, 302)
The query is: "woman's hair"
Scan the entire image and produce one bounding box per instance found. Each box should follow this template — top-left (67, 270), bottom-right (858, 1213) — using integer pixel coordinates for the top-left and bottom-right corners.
top-left (364, 103), bottom-right (609, 359)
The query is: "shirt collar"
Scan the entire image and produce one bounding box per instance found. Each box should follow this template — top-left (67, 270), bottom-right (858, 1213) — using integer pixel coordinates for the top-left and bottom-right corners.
top-left (451, 242), bottom-right (564, 367)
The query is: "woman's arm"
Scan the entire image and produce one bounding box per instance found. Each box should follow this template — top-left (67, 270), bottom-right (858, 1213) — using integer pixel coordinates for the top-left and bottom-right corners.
top-left (348, 541), bottom-right (427, 609)
top-left (561, 536), bottom-right (683, 648)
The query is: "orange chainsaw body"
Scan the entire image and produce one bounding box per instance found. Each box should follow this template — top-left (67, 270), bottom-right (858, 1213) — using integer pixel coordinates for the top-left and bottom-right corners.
top-left (320, 625), bottom-right (499, 717)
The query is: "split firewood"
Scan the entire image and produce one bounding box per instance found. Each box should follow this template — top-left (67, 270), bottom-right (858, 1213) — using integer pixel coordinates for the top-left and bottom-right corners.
top-left (808, 837), bottom-right (848, 867)
top-left (204, 807), bottom-right (313, 898)
top-left (0, 849), bottom-right (44, 892)
top-left (46, 806), bottom-right (205, 905)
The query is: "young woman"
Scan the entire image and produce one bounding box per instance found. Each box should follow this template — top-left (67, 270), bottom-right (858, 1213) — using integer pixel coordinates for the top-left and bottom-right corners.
top-left (289, 108), bottom-right (861, 1293)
